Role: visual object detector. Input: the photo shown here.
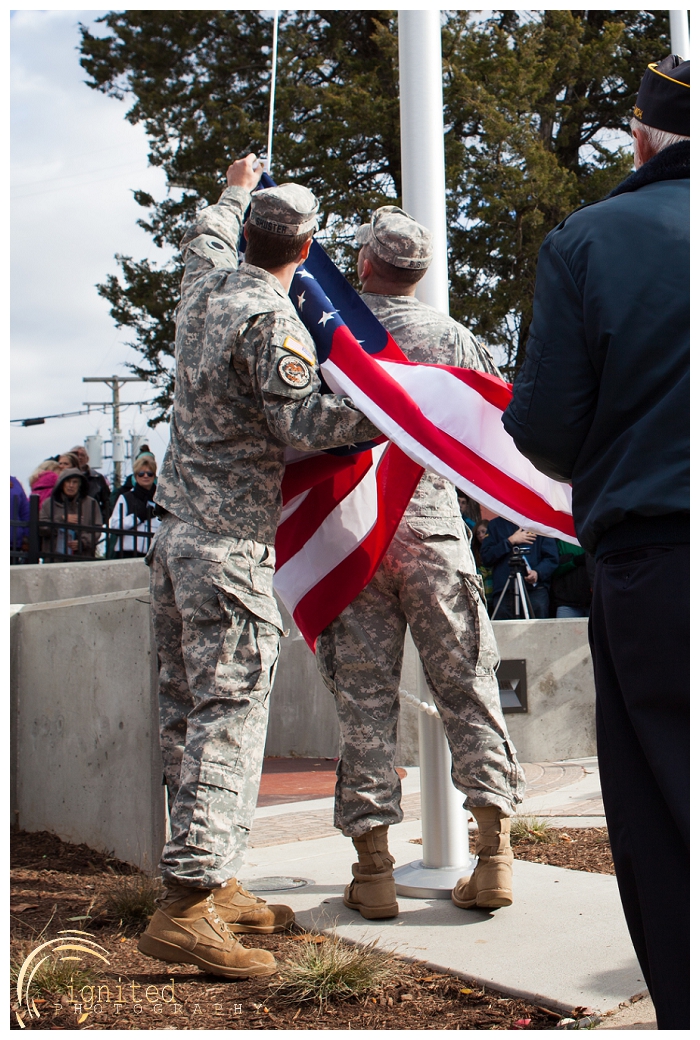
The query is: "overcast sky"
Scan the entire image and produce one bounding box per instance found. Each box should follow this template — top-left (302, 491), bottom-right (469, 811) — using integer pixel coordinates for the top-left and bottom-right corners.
top-left (9, 6), bottom-right (642, 492)
top-left (11, 9), bottom-right (174, 488)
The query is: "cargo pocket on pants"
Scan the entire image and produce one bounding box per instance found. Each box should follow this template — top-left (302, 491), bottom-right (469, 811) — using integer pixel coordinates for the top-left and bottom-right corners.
top-left (462, 572), bottom-right (500, 675)
top-left (186, 759), bottom-right (242, 854)
top-left (214, 592), bottom-right (281, 707)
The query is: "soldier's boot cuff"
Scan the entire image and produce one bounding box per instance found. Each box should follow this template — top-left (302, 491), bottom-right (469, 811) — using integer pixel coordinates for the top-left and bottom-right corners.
top-left (138, 889), bottom-right (277, 978)
top-left (351, 825), bottom-right (394, 872)
top-left (211, 879), bottom-right (295, 934)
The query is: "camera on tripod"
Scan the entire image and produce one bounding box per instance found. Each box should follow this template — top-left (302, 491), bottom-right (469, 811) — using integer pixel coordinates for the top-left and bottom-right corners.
top-left (508, 545), bottom-right (531, 576)
top-left (491, 544), bottom-right (534, 619)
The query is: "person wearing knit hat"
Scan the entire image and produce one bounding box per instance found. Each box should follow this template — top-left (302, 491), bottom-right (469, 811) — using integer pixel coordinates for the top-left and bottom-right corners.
top-left (504, 54), bottom-right (689, 1029)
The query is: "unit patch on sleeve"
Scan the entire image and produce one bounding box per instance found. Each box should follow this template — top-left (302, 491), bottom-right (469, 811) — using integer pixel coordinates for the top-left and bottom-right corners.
top-left (282, 336), bottom-right (315, 365)
top-left (277, 354), bottom-right (311, 389)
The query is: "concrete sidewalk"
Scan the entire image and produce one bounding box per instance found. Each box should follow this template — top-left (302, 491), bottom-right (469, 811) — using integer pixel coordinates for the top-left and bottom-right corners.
top-left (242, 758), bottom-right (655, 1028)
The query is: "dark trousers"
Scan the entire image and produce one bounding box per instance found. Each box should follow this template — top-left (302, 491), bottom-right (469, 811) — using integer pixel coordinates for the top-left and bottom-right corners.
top-left (589, 544), bottom-right (689, 1029)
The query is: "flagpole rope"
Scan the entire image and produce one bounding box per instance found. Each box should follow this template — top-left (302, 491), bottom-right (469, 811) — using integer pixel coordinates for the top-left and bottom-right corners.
top-left (399, 689), bottom-right (440, 718)
top-left (266, 11), bottom-right (279, 175)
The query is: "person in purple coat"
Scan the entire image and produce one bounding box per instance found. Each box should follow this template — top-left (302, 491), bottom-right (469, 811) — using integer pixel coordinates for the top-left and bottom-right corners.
top-left (10, 476), bottom-right (30, 555)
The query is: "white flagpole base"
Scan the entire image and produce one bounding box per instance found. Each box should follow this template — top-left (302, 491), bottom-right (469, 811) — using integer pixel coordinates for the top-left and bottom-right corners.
top-left (394, 856), bottom-right (477, 900)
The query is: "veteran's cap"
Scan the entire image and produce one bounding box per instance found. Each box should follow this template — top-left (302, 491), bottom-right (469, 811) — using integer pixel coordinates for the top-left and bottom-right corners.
top-left (633, 54), bottom-right (690, 137)
top-left (356, 205), bottom-right (433, 270)
top-left (249, 183), bottom-right (319, 237)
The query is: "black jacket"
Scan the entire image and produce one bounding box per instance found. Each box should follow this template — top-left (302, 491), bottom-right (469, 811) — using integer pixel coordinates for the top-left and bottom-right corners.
top-left (503, 142), bottom-right (689, 555)
top-left (84, 468), bottom-right (112, 519)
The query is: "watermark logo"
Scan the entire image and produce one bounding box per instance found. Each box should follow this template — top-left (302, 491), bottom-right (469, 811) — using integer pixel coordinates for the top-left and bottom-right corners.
top-left (15, 929), bottom-right (110, 1029)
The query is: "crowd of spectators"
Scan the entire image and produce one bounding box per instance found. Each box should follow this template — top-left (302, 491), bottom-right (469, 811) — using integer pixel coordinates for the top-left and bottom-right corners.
top-left (456, 490), bottom-right (591, 620)
top-left (10, 444), bottom-right (158, 563)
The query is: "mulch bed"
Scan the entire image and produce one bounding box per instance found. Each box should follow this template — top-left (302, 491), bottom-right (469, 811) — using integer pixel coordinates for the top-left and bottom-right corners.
top-left (513, 827), bottom-right (615, 875)
top-left (10, 829), bottom-right (612, 1031)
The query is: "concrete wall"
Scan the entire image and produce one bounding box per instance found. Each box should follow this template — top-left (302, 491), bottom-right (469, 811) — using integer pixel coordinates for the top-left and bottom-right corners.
top-left (11, 558), bottom-right (149, 606)
top-left (265, 603), bottom-right (420, 764)
top-left (10, 562), bottom-right (419, 763)
top-left (492, 618), bottom-right (595, 762)
top-left (266, 616), bottom-right (596, 765)
top-left (11, 589), bottom-right (164, 874)
top-left (9, 561), bottom-right (595, 871)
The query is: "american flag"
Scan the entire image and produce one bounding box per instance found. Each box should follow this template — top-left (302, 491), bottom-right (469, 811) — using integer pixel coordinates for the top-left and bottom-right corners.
top-left (273, 239), bottom-right (575, 650)
top-left (248, 175), bottom-right (575, 650)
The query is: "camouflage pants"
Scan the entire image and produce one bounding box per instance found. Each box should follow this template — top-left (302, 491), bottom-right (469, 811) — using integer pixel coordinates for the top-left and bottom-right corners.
top-left (148, 516), bottom-right (282, 887)
top-left (316, 516), bottom-right (525, 837)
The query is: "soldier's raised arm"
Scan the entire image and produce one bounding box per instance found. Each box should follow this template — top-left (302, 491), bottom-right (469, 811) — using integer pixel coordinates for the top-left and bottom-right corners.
top-left (179, 154), bottom-right (263, 298)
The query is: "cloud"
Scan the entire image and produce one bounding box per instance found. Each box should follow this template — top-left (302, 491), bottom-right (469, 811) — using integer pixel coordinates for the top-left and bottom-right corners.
top-left (11, 10), bottom-right (173, 487)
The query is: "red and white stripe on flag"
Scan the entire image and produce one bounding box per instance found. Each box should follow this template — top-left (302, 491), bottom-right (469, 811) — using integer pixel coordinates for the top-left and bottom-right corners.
top-left (321, 329), bottom-right (576, 543)
top-left (276, 335), bottom-right (576, 651)
top-left (276, 442), bottom-right (422, 650)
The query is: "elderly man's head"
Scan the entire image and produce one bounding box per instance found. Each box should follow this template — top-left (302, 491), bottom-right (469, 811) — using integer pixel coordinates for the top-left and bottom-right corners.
top-left (630, 54), bottom-right (690, 168)
top-left (70, 445), bottom-right (90, 471)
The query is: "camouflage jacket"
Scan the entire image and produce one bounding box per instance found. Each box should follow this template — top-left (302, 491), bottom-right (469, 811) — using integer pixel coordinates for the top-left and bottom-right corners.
top-left (156, 187), bottom-right (378, 543)
top-left (361, 293), bottom-right (500, 518)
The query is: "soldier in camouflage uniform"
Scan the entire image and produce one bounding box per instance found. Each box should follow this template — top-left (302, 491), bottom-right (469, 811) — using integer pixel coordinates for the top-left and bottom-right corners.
top-left (315, 206), bottom-right (526, 920)
top-left (138, 155), bottom-right (379, 978)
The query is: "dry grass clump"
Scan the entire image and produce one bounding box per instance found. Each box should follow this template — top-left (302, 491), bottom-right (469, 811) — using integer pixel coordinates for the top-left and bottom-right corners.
top-left (102, 875), bottom-right (162, 928)
top-left (511, 816), bottom-right (555, 844)
top-left (11, 940), bottom-right (101, 999)
top-left (274, 933), bottom-right (396, 1006)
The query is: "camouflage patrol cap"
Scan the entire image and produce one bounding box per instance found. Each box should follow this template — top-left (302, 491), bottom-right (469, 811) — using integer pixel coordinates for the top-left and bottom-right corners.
top-left (249, 183), bottom-right (319, 237)
top-left (356, 205), bottom-right (433, 270)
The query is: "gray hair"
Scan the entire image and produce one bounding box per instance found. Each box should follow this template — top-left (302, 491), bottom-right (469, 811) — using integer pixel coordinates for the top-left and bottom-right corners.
top-left (629, 116), bottom-right (689, 157)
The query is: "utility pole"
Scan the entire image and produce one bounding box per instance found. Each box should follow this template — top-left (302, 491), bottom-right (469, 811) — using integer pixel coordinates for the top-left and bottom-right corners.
top-left (83, 375), bottom-right (146, 488)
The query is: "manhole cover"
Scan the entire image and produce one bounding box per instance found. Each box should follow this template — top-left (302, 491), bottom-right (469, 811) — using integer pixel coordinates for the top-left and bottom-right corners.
top-left (241, 876), bottom-right (310, 893)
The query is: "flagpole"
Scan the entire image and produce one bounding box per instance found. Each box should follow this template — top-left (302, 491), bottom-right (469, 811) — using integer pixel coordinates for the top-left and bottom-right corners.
top-left (393, 9), bottom-right (475, 899)
top-left (397, 10), bottom-right (450, 315)
top-left (266, 11), bottom-right (279, 175)
top-left (669, 10), bottom-right (690, 57)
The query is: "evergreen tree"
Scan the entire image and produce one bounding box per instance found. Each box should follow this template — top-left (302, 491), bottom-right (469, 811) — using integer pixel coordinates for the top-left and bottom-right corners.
top-left (80, 9), bottom-right (668, 419)
top-left (442, 9), bottom-right (670, 373)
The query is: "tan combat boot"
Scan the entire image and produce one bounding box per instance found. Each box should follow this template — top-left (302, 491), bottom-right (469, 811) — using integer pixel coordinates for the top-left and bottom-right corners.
top-left (211, 878), bottom-right (294, 934)
top-left (451, 806), bottom-right (513, 910)
top-left (138, 882), bottom-right (277, 978)
top-left (343, 825), bottom-right (399, 920)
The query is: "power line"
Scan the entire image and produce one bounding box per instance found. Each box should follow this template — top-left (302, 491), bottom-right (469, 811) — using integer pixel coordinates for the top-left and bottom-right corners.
top-left (11, 401), bottom-right (153, 426)
top-left (12, 158), bottom-right (149, 192)
top-left (11, 165), bottom-right (156, 201)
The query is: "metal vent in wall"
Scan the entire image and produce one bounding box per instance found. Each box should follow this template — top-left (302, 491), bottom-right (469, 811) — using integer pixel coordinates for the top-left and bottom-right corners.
top-left (496, 659), bottom-right (527, 714)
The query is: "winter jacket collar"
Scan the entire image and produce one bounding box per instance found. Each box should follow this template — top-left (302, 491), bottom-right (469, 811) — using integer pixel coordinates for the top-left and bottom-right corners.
top-left (606, 140), bottom-right (689, 199)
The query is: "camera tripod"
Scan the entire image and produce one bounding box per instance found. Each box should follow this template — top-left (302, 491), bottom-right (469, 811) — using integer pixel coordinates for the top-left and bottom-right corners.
top-left (491, 555), bottom-right (534, 620)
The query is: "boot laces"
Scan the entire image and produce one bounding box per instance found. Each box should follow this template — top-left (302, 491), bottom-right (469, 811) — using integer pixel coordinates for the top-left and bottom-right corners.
top-left (205, 895), bottom-right (232, 935)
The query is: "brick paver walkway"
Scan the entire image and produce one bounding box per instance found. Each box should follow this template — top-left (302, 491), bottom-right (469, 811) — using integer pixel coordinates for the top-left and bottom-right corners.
top-left (249, 762), bottom-right (604, 848)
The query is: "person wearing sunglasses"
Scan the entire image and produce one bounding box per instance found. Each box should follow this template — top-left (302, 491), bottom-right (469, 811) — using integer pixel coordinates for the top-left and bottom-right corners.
top-left (108, 453), bottom-right (160, 558)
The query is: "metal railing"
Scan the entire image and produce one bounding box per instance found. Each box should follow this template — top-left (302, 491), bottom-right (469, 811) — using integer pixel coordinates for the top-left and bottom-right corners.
top-left (10, 494), bottom-right (157, 565)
